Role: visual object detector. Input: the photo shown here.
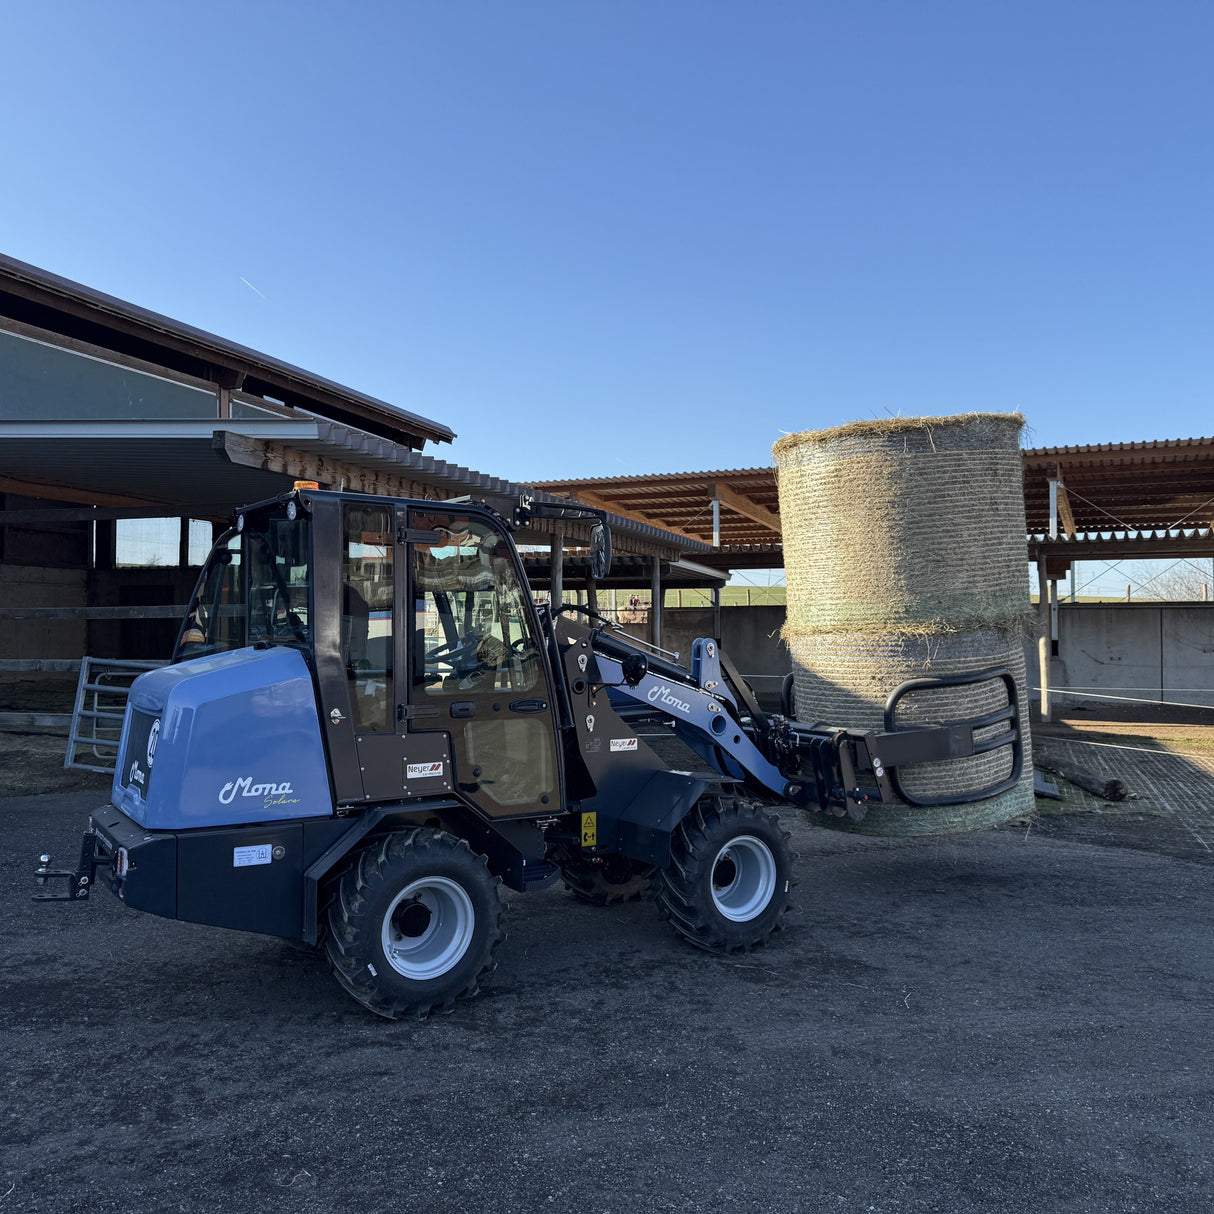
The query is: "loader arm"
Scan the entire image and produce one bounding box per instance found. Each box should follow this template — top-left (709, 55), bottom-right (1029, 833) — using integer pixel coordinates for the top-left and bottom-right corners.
top-left (584, 623), bottom-right (1023, 822)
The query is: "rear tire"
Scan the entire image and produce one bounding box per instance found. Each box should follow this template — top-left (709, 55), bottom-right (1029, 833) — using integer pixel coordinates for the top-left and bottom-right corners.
top-left (656, 795), bottom-right (793, 953)
top-left (324, 828), bottom-right (505, 1020)
top-left (553, 845), bottom-right (656, 906)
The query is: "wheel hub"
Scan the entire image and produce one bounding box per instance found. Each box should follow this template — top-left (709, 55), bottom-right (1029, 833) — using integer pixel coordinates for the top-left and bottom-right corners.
top-left (710, 835), bottom-right (777, 923)
top-left (392, 898), bottom-right (432, 938)
top-left (381, 876), bottom-right (475, 980)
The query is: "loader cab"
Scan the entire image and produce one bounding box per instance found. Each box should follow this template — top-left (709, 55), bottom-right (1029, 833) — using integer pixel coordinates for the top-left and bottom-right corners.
top-left (175, 489), bottom-right (564, 820)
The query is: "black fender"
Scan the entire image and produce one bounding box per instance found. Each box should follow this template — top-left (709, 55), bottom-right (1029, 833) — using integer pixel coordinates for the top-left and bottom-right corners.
top-left (301, 798), bottom-right (549, 944)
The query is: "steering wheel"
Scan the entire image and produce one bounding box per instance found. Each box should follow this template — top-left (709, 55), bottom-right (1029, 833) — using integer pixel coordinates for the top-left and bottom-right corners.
top-left (428, 634), bottom-right (485, 676)
top-left (270, 588), bottom-right (307, 641)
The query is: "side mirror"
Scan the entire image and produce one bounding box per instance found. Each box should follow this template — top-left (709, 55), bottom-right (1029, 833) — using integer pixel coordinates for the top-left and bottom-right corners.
top-left (589, 521), bottom-right (612, 580)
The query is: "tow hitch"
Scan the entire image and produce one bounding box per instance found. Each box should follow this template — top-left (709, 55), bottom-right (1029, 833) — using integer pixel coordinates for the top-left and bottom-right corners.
top-left (33, 822), bottom-right (111, 902)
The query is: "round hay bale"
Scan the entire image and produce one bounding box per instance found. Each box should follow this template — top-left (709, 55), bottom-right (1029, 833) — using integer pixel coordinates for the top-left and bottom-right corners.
top-left (774, 413), bottom-right (1035, 835)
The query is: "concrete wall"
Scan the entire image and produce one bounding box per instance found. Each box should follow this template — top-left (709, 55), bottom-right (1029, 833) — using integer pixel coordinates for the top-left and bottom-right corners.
top-left (1031, 603), bottom-right (1214, 710)
top-left (657, 601), bottom-right (1214, 715)
top-left (620, 605), bottom-right (789, 709)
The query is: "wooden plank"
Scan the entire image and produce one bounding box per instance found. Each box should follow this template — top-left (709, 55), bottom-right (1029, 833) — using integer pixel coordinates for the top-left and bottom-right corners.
top-left (0, 475), bottom-right (159, 509)
top-left (1056, 482), bottom-right (1078, 539)
top-left (0, 507), bottom-right (224, 525)
top-left (0, 712), bottom-right (71, 730)
top-left (0, 605), bottom-right (188, 620)
top-left (0, 659), bottom-right (82, 672)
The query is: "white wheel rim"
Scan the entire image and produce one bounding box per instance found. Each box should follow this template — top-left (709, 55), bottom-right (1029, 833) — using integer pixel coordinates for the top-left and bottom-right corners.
top-left (381, 876), bottom-right (475, 980)
top-left (710, 835), bottom-right (777, 923)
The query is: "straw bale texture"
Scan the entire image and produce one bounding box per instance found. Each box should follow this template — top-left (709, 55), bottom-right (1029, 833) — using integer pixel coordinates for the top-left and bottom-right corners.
top-left (775, 413), bottom-right (1035, 836)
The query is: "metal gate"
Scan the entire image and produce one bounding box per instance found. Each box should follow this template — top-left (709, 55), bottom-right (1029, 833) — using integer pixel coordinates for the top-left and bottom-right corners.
top-left (65, 658), bottom-right (165, 774)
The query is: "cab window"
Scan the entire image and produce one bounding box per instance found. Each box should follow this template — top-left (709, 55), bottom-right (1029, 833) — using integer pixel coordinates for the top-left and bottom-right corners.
top-left (412, 515), bottom-right (541, 695)
top-left (343, 504), bottom-right (394, 733)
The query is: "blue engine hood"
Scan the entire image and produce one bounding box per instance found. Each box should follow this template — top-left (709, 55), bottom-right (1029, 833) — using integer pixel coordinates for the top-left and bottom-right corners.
top-left (112, 646), bottom-right (335, 830)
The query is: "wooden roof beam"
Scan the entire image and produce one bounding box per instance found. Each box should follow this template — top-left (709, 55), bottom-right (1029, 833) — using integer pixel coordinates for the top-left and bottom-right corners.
top-left (1050, 472), bottom-right (1078, 540)
top-left (711, 482), bottom-right (782, 533)
top-left (569, 489), bottom-right (705, 545)
top-left (1056, 485), bottom-right (1077, 538)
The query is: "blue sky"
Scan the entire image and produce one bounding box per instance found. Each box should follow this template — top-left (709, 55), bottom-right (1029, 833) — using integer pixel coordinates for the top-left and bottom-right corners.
top-left (2, 1), bottom-right (1212, 489)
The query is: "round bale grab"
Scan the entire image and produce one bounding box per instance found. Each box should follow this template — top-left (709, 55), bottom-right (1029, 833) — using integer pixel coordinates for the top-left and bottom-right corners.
top-left (774, 412), bottom-right (1035, 835)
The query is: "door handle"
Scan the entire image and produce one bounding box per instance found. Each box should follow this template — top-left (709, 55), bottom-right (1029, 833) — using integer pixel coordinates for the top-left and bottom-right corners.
top-left (508, 698), bottom-right (548, 713)
top-left (450, 701), bottom-right (476, 719)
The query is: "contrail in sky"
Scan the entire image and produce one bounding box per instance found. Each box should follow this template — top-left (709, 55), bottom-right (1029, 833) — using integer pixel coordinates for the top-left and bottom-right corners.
top-left (240, 276), bottom-right (267, 299)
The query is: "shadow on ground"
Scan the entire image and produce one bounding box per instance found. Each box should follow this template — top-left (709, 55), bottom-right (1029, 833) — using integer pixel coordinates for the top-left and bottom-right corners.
top-left (2, 786), bottom-right (1212, 1213)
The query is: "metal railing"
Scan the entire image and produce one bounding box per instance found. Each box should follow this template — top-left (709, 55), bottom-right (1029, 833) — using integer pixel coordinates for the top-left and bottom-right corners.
top-left (64, 658), bottom-right (166, 774)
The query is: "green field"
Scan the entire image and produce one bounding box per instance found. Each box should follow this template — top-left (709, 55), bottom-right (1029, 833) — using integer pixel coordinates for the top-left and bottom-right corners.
top-left (631, 586), bottom-right (790, 608)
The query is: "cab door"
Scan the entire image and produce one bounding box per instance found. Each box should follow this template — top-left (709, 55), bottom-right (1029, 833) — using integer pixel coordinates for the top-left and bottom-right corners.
top-left (405, 507), bottom-right (563, 820)
top-left (335, 501), bottom-right (405, 802)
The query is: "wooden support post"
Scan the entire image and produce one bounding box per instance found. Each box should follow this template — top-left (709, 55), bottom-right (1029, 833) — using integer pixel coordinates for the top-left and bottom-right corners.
top-left (587, 581), bottom-right (598, 614)
top-left (95, 520), bottom-right (116, 572)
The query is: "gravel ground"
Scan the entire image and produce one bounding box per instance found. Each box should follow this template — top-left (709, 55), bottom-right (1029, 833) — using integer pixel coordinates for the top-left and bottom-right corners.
top-left (0, 731), bottom-right (109, 799)
top-left (2, 791), bottom-right (1212, 1213)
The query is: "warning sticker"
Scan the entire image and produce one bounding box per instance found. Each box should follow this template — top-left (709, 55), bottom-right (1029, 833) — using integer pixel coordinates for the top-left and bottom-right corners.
top-left (406, 762), bottom-right (444, 780)
top-left (233, 844), bottom-right (272, 868)
top-left (581, 812), bottom-right (597, 847)
top-left (609, 737), bottom-right (638, 752)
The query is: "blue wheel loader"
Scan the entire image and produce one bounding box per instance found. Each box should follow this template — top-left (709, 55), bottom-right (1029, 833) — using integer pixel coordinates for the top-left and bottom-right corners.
top-left (35, 486), bottom-right (1022, 1019)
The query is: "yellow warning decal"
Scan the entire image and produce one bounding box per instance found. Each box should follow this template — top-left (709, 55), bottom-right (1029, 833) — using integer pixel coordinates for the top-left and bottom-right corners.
top-left (581, 812), bottom-right (597, 847)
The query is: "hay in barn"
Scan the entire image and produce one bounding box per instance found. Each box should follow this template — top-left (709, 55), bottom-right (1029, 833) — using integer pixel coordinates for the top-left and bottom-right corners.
top-left (775, 412), bottom-right (1035, 835)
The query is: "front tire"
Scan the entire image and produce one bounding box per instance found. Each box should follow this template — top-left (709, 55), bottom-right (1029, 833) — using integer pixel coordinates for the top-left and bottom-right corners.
top-left (324, 828), bottom-right (505, 1020)
top-left (656, 795), bottom-right (793, 953)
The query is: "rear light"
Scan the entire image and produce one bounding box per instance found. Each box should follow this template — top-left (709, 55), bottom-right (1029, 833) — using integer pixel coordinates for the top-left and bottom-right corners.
top-left (115, 847), bottom-right (130, 880)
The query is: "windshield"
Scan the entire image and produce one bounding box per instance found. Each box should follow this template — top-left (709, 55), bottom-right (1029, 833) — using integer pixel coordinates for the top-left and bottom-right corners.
top-left (247, 511), bottom-right (311, 646)
top-left (173, 504), bottom-right (312, 662)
